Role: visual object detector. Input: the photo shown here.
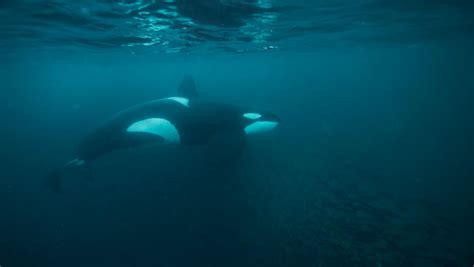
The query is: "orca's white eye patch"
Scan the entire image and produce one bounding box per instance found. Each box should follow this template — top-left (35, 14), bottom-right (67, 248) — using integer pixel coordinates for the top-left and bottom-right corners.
top-left (243, 113), bottom-right (262, 120)
top-left (165, 97), bottom-right (190, 107)
top-left (244, 121), bottom-right (278, 135)
top-left (127, 118), bottom-right (180, 143)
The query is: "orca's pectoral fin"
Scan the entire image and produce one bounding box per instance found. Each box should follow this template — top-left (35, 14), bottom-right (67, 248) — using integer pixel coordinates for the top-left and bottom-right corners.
top-left (206, 129), bottom-right (246, 166)
top-left (43, 159), bottom-right (88, 194)
top-left (177, 74), bottom-right (199, 99)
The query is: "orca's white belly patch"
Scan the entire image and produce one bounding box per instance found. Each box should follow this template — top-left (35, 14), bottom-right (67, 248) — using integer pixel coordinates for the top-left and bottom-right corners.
top-left (127, 118), bottom-right (180, 143)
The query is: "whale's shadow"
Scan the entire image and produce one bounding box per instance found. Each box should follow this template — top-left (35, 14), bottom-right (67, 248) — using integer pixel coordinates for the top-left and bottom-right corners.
top-left (58, 144), bottom-right (263, 266)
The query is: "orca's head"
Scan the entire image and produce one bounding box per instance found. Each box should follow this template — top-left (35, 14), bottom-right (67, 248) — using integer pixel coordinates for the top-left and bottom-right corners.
top-left (242, 111), bottom-right (280, 135)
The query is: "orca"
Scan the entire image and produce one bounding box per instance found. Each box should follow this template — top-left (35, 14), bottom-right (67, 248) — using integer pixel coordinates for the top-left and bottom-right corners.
top-left (44, 75), bottom-right (280, 193)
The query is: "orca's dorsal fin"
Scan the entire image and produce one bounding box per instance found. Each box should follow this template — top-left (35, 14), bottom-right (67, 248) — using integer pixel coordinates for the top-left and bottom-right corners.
top-left (177, 74), bottom-right (199, 99)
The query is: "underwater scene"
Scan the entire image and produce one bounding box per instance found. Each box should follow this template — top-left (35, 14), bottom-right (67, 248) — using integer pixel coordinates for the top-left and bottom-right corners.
top-left (1, 0), bottom-right (473, 266)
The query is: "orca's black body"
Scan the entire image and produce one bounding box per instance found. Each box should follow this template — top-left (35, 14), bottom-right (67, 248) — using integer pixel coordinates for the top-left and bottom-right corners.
top-left (76, 99), bottom-right (246, 161)
top-left (45, 75), bottom-right (279, 192)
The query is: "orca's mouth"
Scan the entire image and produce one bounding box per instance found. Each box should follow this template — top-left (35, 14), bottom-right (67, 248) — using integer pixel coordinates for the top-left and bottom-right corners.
top-left (267, 113), bottom-right (281, 123)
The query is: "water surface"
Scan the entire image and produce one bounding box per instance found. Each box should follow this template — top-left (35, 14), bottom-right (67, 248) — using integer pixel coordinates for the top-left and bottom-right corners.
top-left (1, 1), bottom-right (473, 266)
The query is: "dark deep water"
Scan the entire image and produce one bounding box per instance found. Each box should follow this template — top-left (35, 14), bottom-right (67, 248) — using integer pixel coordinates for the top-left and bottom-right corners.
top-left (1, 1), bottom-right (474, 266)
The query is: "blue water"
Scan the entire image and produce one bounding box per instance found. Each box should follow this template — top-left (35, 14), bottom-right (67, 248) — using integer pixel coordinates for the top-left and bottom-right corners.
top-left (1, 1), bottom-right (473, 266)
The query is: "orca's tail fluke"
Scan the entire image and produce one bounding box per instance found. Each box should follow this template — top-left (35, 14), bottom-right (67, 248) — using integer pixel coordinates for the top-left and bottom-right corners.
top-left (43, 168), bottom-right (65, 194)
top-left (43, 158), bottom-right (85, 194)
